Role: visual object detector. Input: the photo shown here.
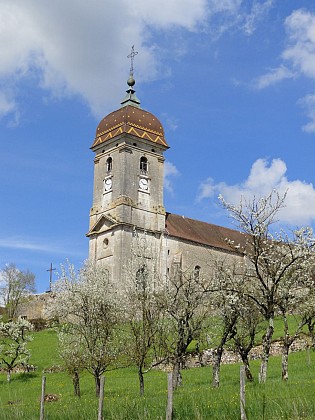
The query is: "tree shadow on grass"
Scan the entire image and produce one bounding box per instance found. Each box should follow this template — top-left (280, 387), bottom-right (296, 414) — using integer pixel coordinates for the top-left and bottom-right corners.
top-left (9, 372), bottom-right (38, 383)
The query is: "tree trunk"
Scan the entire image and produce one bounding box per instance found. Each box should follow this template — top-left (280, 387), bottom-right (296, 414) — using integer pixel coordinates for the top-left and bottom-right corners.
top-left (7, 370), bottom-right (11, 382)
top-left (212, 315), bottom-right (237, 388)
top-left (138, 367), bottom-right (145, 397)
top-left (212, 347), bottom-right (223, 388)
top-left (73, 370), bottom-right (81, 397)
top-left (242, 357), bottom-right (253, 382)
top-left (307, 320), bottom-right (315, 349)
top-left (95, 374), bottom-right (101, 397)
top-left (281, 313), bottom-right (290, 381)
top-left (281, 347), bottom-right (289, 381)
top-left (196, 342), bottom-right (204, 367)
top-left (259, 320), bottom-right (274, 384)
top-left (236, 345), bottom-right (254, 382)
top-left (172, 359), bottom-right (182, 390)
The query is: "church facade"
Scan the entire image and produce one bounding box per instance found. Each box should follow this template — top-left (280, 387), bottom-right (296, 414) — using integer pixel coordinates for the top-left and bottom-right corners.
top-left (86, 76), bottom-right (245, 283)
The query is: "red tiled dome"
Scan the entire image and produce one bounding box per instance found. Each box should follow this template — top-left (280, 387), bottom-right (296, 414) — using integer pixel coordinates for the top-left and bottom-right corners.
top-left (92, 105), bottom-right (168, 149)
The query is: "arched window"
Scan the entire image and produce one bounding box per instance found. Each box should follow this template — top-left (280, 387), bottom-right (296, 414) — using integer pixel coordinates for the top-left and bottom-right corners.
top-left (194, 265), bottom-right (201, 280)
top-left (140, 156), bottom-right (148, 174)
top-left (106, 157), bottom-right (112, 173)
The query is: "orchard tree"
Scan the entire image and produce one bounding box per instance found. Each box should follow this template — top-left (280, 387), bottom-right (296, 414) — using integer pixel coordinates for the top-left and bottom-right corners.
top-left (121, 234), bottom-right (165, 396)
top-left (58, 326), bottom-right (86, 397)
top-left (220, 191), bottom-right (315, 383)
top-left (209, 258), bottom-right (242, 388)
top-left (156, 264), bottom-right (212, 390)
top-left (300, 278), bottom-right (315, 349)
top-left (48, 261), bottom-right (121, 396)
top-left (231, 295), bottom-right (262, 382)
top-left (277, 241), bottom-right (315, 381)
top-left (210, 257), bottom-right (262, 384)
top-left (0, 264), bottom-right (35, 319)
top-left (0, 317), bottom-right (33, 382)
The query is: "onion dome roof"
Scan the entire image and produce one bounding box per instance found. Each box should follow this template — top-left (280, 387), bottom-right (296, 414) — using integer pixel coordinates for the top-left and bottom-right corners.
top-left (92, 78), bottom-right (168, 149)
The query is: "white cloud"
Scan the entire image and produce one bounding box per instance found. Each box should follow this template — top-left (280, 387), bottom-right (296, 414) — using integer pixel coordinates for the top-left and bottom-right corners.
top-left (164, 160), bottom-right (180, 193)
top-left (0, 0), bottom-right (209, 119)
top-left (208, 0), bottom-right (274, 38)
top-left (0, 92), bottom-right (16, 118)
top-left (283, 9), bottom-right (315, 78)
top-left (257, 9), bottom-right (315, 82)
top-left (198, 177), bottom-right (216, 201)
top-left (254, 8), bottom-right (315, 131)
top-left (0, 236), bottom-right (85, 257)
top-left (0, 1), bottom-right (276, 120)
top-left (254, 65), bottom-right (296, 89)
top-left (283, 9), bottom-right (315, 133)
top-left (130, 0), bottom-right (208, 30)
top-left (161, 113), bottom-right (179, 131)
top-left (208, 0), bottom-right (242, 14)
top-left (0, 237), bottom-right (54, 253)
top-left (298, 93), bottom-right (315, 133)
top-left (198, 158), bottom-right (315, 225)
top-left (242, 0), bottom-right (274, 35)
top-left (0, 4), bottom-right (40, 77)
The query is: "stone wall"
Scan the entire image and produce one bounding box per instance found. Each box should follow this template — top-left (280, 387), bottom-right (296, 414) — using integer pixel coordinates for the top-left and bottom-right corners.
top-left (186, 337), bottom-right (310, 368)
top-left (15, 293), bottom-right (54, 320)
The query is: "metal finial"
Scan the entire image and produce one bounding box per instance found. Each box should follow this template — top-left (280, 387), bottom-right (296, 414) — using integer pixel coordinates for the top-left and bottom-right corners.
top-left (127, 45), bottom-right (138, 78)
top-left (121, 45), bottom-right (140, 108)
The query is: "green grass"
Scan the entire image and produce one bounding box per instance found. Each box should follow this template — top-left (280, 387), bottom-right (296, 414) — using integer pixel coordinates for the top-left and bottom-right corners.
top-left (0, 328), bottom-right (315, 419)
top-left (29, 328), bottom-right (61, 370)
top-left (270, 315), bottom-right (309, 341)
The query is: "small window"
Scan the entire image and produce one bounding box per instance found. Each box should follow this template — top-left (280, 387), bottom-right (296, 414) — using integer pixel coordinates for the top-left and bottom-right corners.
top-left (106, 157), bottom-right (112, 173)
top-left (194, 265), bottom-right (201, 280)
top-left (140, 156), bottom-right (148, 174)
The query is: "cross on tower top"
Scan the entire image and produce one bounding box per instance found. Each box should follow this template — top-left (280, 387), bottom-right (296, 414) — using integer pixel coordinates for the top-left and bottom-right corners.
top-left (121, 45), bottom-right (140, 106)
top-left (127, 45), bottom-right (138, 77)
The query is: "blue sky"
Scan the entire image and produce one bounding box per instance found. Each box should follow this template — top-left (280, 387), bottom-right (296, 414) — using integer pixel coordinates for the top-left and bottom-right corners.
top-left (1, 0), bottom-right (315, 293)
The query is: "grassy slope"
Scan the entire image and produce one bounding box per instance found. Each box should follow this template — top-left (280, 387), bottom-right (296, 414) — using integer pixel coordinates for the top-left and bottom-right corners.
top-left (0, 325), bottom-right (314, 419)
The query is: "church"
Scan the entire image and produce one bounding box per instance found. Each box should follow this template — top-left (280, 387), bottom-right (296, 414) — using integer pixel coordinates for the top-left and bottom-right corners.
top-left (86, 72), bottom-right (245, 283)
top-left (16, 71), bottom-right (246, 319)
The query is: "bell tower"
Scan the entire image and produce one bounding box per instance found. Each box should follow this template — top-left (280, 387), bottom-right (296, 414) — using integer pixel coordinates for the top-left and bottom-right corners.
top-left (87, 67), bottom-right (169, 283)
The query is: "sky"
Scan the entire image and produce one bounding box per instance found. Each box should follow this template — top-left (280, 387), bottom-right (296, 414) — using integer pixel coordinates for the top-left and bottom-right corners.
top-left (1, 0), bottom-right (315, 293)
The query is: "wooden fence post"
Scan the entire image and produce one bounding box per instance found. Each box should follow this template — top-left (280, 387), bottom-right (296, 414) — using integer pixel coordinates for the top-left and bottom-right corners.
top-left (166, 372), bottom-right (173, 420)
top-left (40, 376), bottom-right (46, 420)
top-left (240, 365), bottom-right (247, 420)
top-left (98, 376), bottom-right (105, 420)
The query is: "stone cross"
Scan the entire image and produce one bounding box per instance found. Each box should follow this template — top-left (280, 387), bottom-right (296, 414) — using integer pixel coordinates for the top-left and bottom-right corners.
top-left (46, 263), bottom-right (56, 292)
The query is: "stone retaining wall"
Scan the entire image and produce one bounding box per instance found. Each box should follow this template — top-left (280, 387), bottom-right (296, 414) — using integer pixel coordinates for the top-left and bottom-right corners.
top-left (186, 337), bottom-right (310, 368)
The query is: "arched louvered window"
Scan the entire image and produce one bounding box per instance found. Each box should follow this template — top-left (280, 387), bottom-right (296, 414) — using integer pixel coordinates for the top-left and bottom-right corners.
top-left (140, 156), bottom-right (148, 174)
top-left (106, 157), bottom-right (112, 173)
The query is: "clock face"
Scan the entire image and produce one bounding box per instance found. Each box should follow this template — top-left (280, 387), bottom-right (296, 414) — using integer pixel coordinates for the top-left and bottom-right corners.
top-left (139, 178), bottom-right (149, 190)
top-left (104, 178), bottom-right (112, 191)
